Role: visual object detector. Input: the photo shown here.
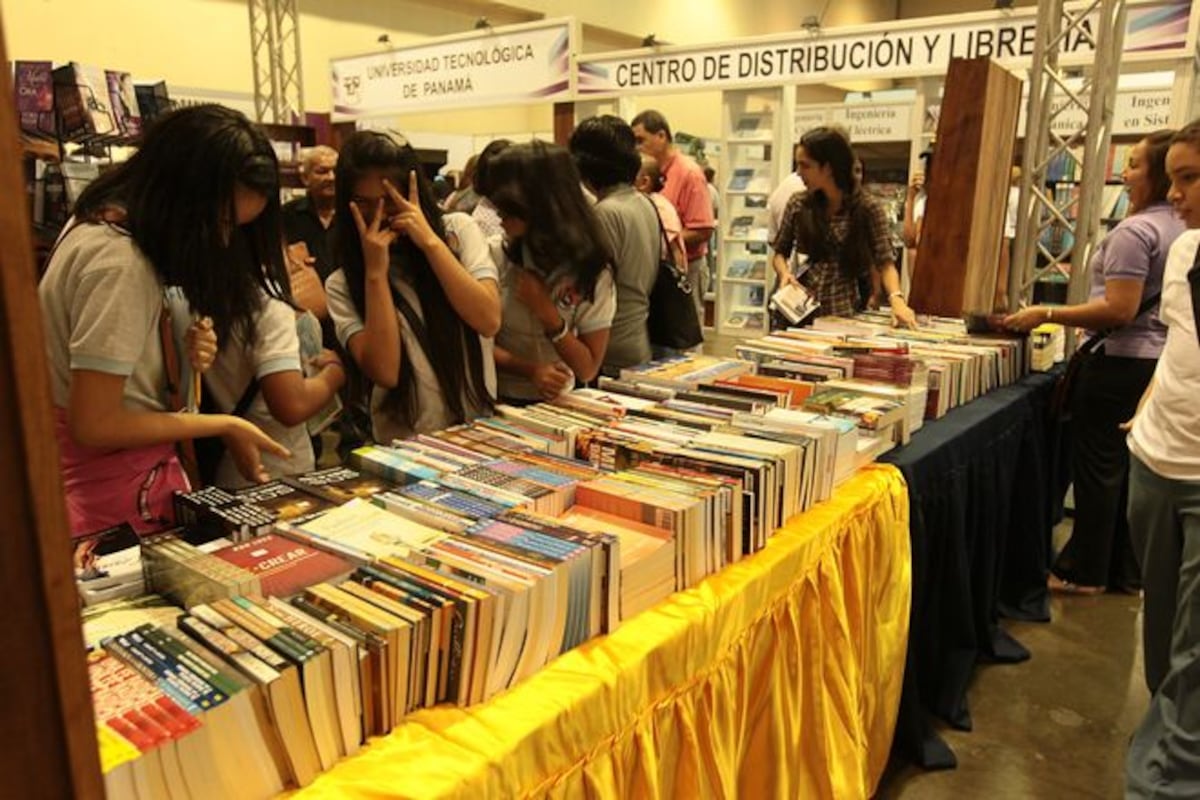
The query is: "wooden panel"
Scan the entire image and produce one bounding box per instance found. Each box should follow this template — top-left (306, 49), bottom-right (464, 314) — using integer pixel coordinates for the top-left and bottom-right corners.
top-left (0, 16), bottom-right (104, 800)
top-left (910, 58), bottom-right (1022, 316)
top-left (553, 101), bottom-right (575, 146)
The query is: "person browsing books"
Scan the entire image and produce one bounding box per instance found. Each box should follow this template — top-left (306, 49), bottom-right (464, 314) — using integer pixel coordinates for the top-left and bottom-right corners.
top-left (486, 141), bottom-right (616, 403)
top-left (1119, 120), bottom-right (1200, 798)
top-left (180, 288), bottom-right (347, 488)
top-left (771, 126), bottom-right (917, 329)
top-left (324, 131), bottom-right (501, 444)
top-left (1005, 131), bottom-right (1182, 597)
top-left (569, 116), bottom-right (660, 374)
top-left (632, 110), bottom-right (714, 322)
top-left (38, 105), bottom-right (290, 537)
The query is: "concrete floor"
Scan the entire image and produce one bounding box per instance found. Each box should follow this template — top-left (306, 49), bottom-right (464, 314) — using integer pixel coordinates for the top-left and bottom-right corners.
top-left (876, 523), bottom-right (1151, 800)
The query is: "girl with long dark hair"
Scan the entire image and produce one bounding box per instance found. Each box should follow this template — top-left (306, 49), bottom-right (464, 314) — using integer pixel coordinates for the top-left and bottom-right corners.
top-left (325, 131), bottom-right (500, 443)
top-left (772, 126), bottom-right (917, 328)
top-left (487, 141), bottom-right (616, 402)
top-left (39, 104), bottom-right (290, 536)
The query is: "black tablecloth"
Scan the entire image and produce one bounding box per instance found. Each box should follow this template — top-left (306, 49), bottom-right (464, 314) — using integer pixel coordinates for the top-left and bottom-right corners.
top-left (881, 370), bottom-right (1064, 768)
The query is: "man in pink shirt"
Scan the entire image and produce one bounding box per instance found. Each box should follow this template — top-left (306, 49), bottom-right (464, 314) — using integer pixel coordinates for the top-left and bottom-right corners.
top-left (632, 110), bottom-right (715, 322)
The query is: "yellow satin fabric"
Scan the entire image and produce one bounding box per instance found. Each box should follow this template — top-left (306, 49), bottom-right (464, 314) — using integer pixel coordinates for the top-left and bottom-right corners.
top-left (289, 465), bottom-right (911, 800)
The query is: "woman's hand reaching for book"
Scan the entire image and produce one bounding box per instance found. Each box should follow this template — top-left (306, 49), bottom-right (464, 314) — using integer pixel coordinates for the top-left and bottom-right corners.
top-left (221, 417), bottom-right (291, 484)
top-left (532, 362), bottom-right (573, 400)
top-left (890, 297), bottom-right (918, 329)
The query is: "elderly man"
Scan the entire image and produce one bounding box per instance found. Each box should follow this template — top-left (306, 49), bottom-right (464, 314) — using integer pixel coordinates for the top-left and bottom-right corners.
top-left (282, 145), bottom-right (338, 284)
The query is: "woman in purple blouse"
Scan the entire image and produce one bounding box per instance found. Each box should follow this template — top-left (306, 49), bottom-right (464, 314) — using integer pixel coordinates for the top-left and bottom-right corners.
top-left (1005, 130), bottom-right (1184, 594)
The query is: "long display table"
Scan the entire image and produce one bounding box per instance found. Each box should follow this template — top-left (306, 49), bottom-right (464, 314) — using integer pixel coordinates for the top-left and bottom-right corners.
top-left (291, 466), bottom-right (911, 799)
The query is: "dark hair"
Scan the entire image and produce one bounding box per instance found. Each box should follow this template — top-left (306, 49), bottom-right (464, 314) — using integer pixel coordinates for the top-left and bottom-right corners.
top-left (791, 127), bottom-right (879, 283)
top-left (569, 115), bottom-right (641, 190)
top-left (630, 109), bottom-right (672, 142)
top-left (488, 141), bottom-right (612, 301)
top-left (473, 138), bottom-right (511, 196)
top-left (332, 130), bottom-right (492, 430)
top-left (703, 166), bottom-right (715, 182)
top-left (1141, 129), bottom-right (1176, 203)
top-left (73, 104), bottom-right (285, 345)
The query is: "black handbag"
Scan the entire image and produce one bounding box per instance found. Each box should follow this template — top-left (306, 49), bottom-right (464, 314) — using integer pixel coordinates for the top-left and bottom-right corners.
top-left (1048, 289), bottom-right (1162, 422)
top-left (644, 196), bottom-right (703, 350)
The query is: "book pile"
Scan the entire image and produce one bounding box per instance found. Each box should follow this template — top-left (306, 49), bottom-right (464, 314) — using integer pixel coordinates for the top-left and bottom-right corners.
top-left (74, 524), bottom-right (146, 607)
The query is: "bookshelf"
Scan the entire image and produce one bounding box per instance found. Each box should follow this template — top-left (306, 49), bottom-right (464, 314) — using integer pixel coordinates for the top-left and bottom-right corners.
top-left (715, 87), bottom-right (792, 337)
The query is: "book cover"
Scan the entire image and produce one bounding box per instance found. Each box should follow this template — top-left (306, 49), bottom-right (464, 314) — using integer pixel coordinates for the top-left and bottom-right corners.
top-left (53, 62), bottom-right (116, 140)
top-left (727, 168), bottom-right (753, 191)
top-left (15, 60), bottom-right (55, 137)
top-left (211, 533), bottom-right (354, 598)
top-left (105, 70), bottom-right (141, 138)
top-left (285, 465), bottom-right (395, 506)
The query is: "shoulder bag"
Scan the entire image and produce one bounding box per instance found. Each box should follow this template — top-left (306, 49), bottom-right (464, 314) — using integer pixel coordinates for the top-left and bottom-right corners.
top-left (643, 195), bottom-right (703, 350)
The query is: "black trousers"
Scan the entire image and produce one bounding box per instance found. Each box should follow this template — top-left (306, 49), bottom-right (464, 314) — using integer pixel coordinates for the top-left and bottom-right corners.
top-left (1053, 350), bottom-right (1157, 589)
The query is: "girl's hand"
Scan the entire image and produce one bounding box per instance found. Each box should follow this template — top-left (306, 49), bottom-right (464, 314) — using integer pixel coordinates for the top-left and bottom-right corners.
top-left (222, 417), bottom-right (291, 484)
top-left (532, 362), bottom-right (573, 400)
top-left (185, 316), bottom-right (217, 374)
top-left (1003, 307), bottom-right (1046, 333)
top-left (516, 269), bottom-right (561, 329)
top-left (386, 172), bottom-right (440, 252)
top-left (890, 298), bottom-right (918, 329)
top-left (349, 196), bottom-right (397, 281)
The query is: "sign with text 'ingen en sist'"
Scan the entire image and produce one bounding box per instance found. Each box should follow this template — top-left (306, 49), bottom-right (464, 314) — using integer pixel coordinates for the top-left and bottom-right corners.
top-left (331, 19), bottom-right (572, 115)
top-left (577, 1), bottom-right (1190, 94)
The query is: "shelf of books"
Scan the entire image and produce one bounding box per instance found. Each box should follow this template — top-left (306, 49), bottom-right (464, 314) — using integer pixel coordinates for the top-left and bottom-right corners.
top-left (716, 88), bottom-right (790, 336)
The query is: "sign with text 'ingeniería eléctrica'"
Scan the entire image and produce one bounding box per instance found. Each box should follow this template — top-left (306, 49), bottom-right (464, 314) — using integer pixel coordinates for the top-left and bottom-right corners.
top-left (331, 19), bottom-right (572, 115)
top-left (577, 0), bottom-right (1190, 95)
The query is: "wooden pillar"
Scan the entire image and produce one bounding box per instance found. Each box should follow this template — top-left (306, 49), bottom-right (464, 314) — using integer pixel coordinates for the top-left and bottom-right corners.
top-left (0, 17), bottom-right (104, 799)
top-left (909, 58), bottom-right (1022, 317)
top-left (553, 101), bottom-right (575, 145)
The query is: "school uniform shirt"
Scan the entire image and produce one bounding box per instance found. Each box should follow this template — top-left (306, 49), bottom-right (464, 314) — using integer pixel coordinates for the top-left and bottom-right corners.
top-left (202, 295), bottom-right (314, 488)
top-left (40, 221), bottom-right (190, 536)
top-left (326, 212), bottom-right (499, 444)
top-left (1129, 230), bottom-right (1200, 481)
top-left (594, 185), bottom-right (660, 371)
top-left (40, 222), bottom-right (167, 412)
top-left (492, 237), bottom-right (617, 401)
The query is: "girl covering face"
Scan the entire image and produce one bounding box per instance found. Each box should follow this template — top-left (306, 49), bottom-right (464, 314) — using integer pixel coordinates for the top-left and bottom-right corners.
top-left (325, 131), bottom-right (501, 443)
top-left (485, 141), bottom-right (617, 403)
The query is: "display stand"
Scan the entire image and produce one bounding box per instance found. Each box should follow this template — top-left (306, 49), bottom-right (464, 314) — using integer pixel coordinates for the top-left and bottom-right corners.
top-left (715, 87), bottom-right (792, 335)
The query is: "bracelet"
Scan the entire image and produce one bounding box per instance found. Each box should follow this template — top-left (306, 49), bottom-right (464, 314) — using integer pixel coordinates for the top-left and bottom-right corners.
top-left (1046, 307), bottom-right (1053, 322)
top-left (889, 291), bottom-right (905, 301)
top-left (547, 317), bottom-right (570, 343)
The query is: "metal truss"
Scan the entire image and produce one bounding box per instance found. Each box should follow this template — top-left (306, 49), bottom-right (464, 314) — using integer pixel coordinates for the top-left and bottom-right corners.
top-left (248, 0), bottom-right (305, 124)
top-left (1010, 0), bottom-right (1127, 315)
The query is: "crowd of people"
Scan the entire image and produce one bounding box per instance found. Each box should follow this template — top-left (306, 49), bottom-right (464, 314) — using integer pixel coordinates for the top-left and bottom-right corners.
top-left (36, 101), bottom-right (1200, 795)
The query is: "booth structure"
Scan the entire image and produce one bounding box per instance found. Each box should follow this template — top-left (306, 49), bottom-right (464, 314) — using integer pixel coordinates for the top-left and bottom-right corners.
top-left (7, 3), bottom-right (1200, 798)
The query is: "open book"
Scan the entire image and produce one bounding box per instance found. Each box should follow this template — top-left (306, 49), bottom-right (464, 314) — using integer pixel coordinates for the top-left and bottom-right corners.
top-left (769, 283), bottom-right (820, 325)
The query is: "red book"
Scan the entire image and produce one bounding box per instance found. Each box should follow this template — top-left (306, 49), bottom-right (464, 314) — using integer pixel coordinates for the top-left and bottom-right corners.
top-left (211, 533), bottom-right (354, 597)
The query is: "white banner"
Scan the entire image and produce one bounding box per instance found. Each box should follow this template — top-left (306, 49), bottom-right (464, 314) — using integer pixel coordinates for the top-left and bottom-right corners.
top-left (828, 103), bottom-right (912, 142)
top-left (331, 19), bottom-right (572, 115)
top-left (1017, 88), bottom-right (1173, 136)
top-left (577, 1), bottom-right (1189, 95)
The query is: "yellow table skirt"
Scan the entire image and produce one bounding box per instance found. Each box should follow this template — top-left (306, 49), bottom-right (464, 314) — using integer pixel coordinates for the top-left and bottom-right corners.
top-left (291, 465), bottom-right (911, 799)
